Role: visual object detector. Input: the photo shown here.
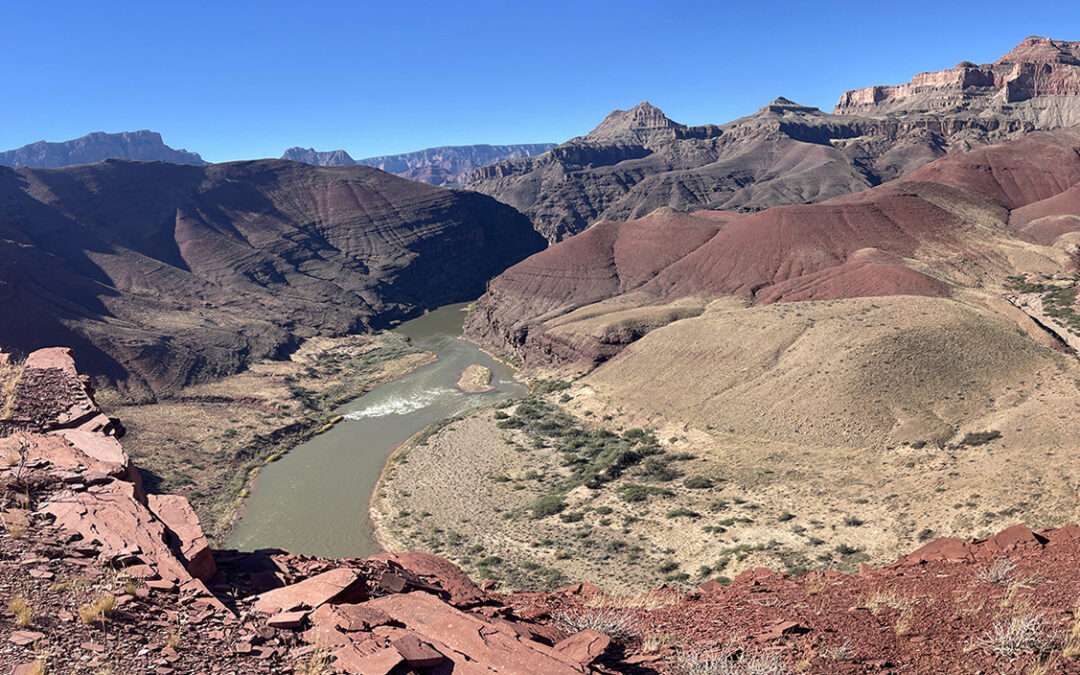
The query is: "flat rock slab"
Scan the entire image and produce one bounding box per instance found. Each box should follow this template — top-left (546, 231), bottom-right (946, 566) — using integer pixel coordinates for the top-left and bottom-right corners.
top-left (333, 645), bottom-right (403, 675)
top-left (253, 568), bottom-right (366, 615)
top-left (553, 629), bottom-right (611, 666)
top-left (9, 631), bottom-right (45, 646)
top-left (267, 610), bottom-right (308, 629)
top-left (363, 591), bottom-right (585, 674)
top-left (392, 633), bottom-right (445, 667)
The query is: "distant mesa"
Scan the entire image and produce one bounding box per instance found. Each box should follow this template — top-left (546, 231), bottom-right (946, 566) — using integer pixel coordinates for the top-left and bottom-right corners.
top-left (281, 147), bottom-right (357, 166)
top-left (835, 36), bottom-right (1080, 114)
top-left (281, 143), bottom-right (556, 187)
top-left (0, 130), bottom-right (206, 168)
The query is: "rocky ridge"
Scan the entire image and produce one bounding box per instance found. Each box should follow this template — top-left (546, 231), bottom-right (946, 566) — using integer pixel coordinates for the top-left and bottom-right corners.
top-left (0, 131), bottom-right (206, 168)
top-left (5, 348), bottom-right (1080, 672)
top-left (468, 38), bottom-right (1080, 242)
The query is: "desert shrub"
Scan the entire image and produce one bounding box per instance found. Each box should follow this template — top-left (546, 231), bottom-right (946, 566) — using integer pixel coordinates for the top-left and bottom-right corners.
top-left (531, 494), bottom-right (567, 519)
top-left (559, 511), bottom-right (584, 523)
top-left (666, 508), bottom-right (701, 519)
top-left (617, 483), bottom-right (672, 503)
top-left (684, 476), bottom-right (714, 490)
top-left (958, 430), bottom-right (1002, 446)
top-left (553, 607), bottom-right (642, 641)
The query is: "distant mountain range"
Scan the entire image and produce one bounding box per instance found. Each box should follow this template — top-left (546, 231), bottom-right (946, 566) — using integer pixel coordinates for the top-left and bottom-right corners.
top-left (282, 143), bottom-right (556, 186)
top-left (0, 131), bottom-right (554, 190)
top-left (0, 130), bottom-right (206, 167)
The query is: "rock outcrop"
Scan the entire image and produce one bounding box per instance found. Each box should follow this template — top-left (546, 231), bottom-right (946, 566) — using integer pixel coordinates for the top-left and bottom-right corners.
top-left (0, 159), bottom-right (544, 397)
top-left (0, 130), bottom-right (206, 168)
top-left (469, 39), bottom-right (1080, 242)
top-left (836, 36), bottom-right (1080, 119)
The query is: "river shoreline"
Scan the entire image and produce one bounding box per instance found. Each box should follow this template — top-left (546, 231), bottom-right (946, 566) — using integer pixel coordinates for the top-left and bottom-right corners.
top-left (226, 303), bottom-right (527, 558)
top-left (219, 349), bottom-right (438, 542)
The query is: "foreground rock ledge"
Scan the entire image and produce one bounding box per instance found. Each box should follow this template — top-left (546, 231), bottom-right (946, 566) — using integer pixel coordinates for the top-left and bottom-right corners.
top-left (5, 347), bottom-right (1080, 673)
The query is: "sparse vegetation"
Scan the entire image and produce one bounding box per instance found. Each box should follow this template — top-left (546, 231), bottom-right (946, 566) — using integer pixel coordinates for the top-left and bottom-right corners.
top-left (673, 645), bottom-right (792, 675)
top-left (975, 558), bottom-right (1017, 584)
top-left (78, 593), bottom-right (116, 626)
top-left (8, 596), bottom-right (32, 627)
top-left (958, 430), bottom-right (1002, 447)
top-left (976, 613), bottom-right (1057, 657)
top-left (553, 607), bottom-right (642, 641)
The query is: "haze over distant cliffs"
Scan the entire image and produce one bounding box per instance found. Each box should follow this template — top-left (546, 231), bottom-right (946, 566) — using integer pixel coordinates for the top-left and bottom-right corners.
top-left (0, 130), bottom-right (206, 167)
top-left (282, 143), bottom-right (555, 186)
top-left (469, 37), bottom-right (1080, 242)
top-left (0, 159), bottom-right (544, 397)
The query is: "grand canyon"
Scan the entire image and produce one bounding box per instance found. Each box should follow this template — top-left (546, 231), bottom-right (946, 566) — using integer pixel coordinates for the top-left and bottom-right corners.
top-left (7, 29), bottom-right (1080, 674)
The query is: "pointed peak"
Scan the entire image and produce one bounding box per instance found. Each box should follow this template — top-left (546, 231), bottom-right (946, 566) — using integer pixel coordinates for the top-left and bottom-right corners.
top-left (755, 97), bottom-right (823, 116)
top-left (585, 102), bottom-right (682, 144)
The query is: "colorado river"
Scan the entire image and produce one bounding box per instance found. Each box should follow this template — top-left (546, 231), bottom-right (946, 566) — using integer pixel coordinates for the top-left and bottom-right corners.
top-left (226, 303), bottom-right (526, 557)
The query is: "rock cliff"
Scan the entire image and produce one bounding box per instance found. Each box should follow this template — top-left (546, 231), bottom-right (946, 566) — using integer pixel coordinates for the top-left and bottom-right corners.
top-left (282, 143), bottom-right (556, 186)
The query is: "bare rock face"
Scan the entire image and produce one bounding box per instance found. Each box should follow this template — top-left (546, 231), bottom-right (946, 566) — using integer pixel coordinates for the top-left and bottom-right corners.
top-left (0, 130), bottom-right (206, 168)
top-left (836, 36), bottom-right (1080, 120)
top-left (0, 159), bottom-right (544, 397)
top-left (470, 39), bottom-right (1080, 243)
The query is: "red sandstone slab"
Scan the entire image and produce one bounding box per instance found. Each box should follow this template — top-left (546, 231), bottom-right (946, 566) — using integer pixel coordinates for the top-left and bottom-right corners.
top-left (553, 629), bottom-right (611, 666)
top-left (252, 568), bottom-right (366, 614)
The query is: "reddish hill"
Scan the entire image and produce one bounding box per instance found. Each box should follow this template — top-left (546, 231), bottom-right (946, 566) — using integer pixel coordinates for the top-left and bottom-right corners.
top-left (466, 128), bottom-right (1080, 367)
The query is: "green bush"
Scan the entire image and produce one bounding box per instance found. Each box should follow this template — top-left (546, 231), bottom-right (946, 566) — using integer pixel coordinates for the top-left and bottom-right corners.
top-left (531, 494), bottom-right (567, 519)
top-left (683, 476), bottom-right (714, 490)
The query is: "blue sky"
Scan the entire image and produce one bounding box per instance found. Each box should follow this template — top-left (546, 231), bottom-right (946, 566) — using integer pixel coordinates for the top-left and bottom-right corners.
top-left (2, 1), bottom-right (1079, 163)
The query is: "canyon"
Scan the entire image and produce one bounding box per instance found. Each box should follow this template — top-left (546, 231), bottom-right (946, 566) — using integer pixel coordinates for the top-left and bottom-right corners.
top-left (9, 34), bottom-right (1080, 674)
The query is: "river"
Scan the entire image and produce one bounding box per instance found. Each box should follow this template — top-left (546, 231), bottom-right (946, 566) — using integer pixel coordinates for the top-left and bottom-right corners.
top-left (225, 303), bottom-right (526, 558)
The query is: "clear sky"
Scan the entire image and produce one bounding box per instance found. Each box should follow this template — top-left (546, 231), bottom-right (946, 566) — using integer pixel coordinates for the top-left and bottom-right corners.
top-left (2, 1), bottom-right (1079, 163)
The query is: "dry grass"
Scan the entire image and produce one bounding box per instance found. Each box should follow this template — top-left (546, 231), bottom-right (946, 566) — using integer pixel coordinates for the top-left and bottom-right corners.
top-left (166, 632), bottom-right (180, 649)
top-left (1027, 655), bottom-right (1059, 675)
top-left (8, 596), bottom-right (32, 627)
top-left (860, 591), bottom-right (913, 617)
top-left (78, 593), bottom-right (116, 625)
top-left (976, 612), bottom-right (1058, 657)
top-left (975, 558), bottom-right (1018, 584)
top-left (0, 361), bottom-right (24, 422)
top-left (894, 609), bottom-right (913, 637)
top-left (672, 645), bottom-right (792, 675)
top-left (585, 588), bottom-right (684, 611)
top-left (553, 607), bottom-right (643, 641)
top-left (5, 520), bottom-right (26, 539)
top-left (294, 646), bottom-right (333, 675)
